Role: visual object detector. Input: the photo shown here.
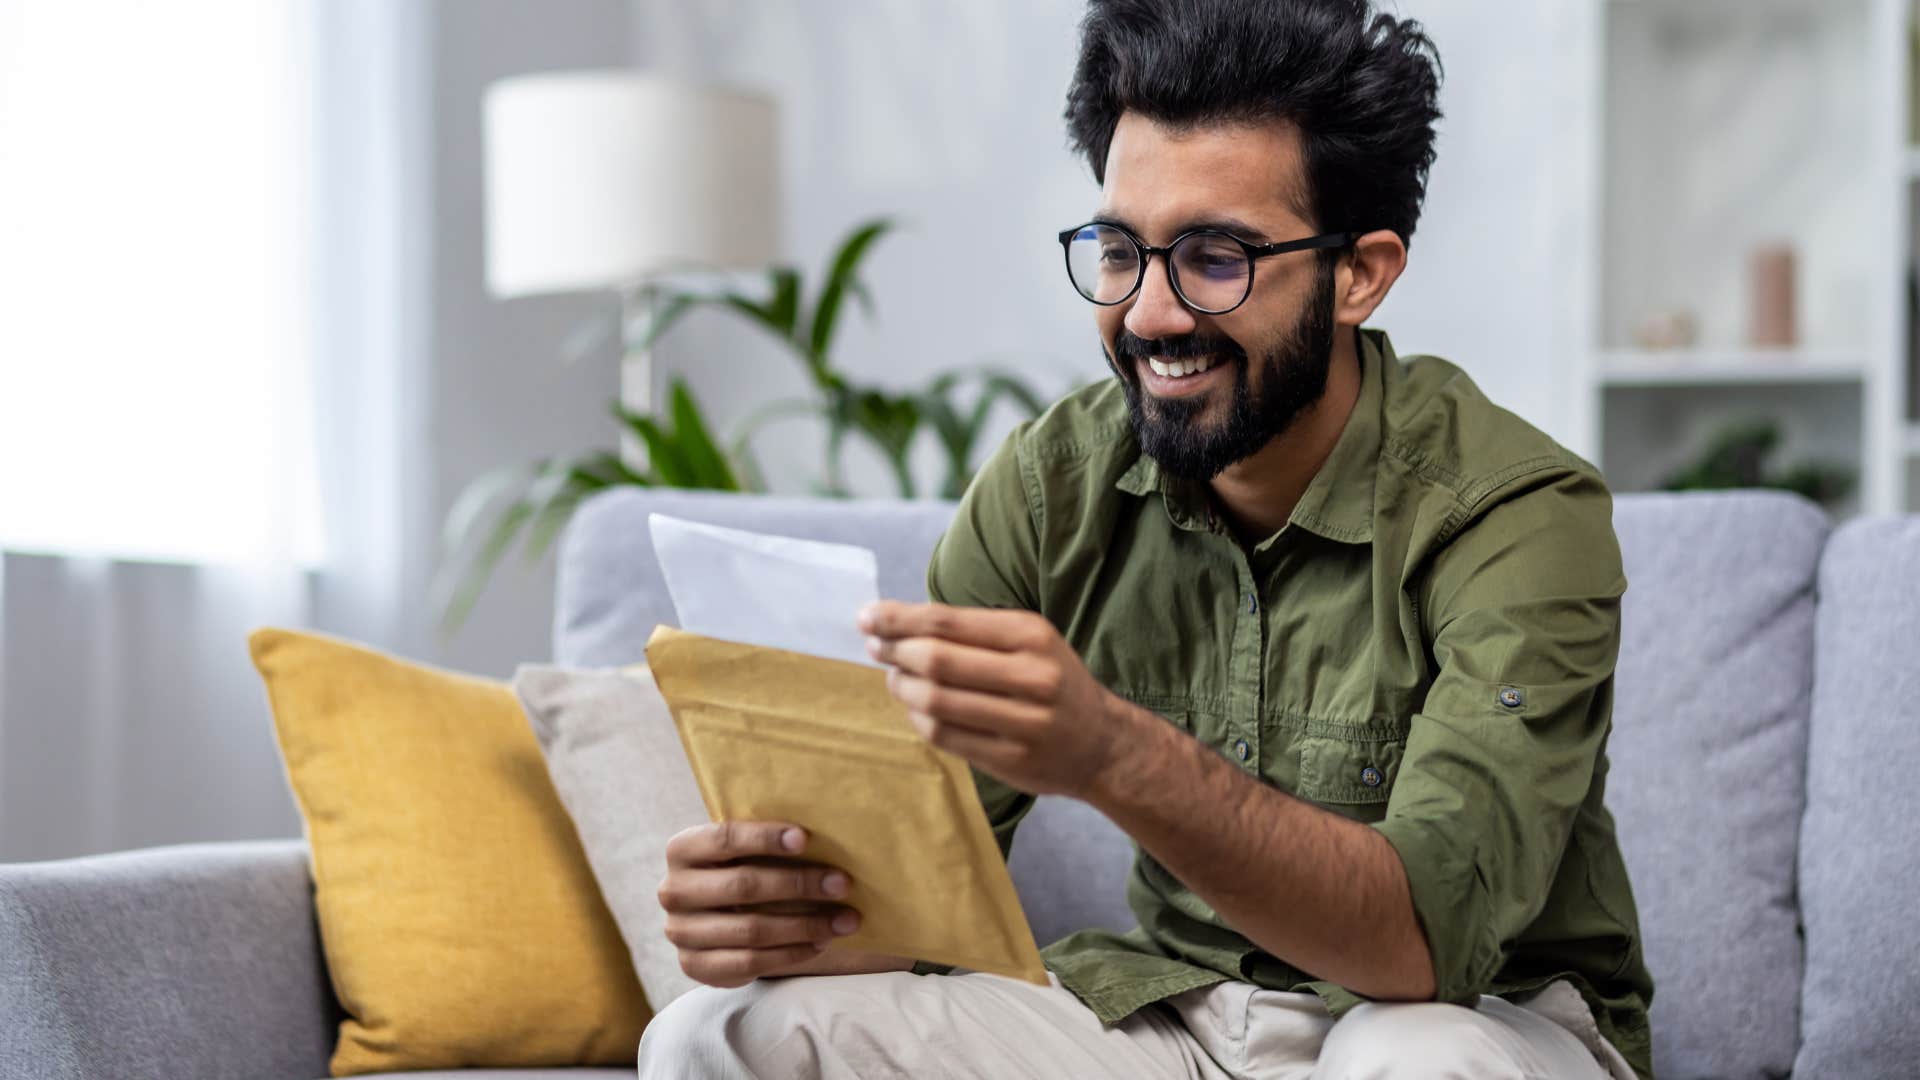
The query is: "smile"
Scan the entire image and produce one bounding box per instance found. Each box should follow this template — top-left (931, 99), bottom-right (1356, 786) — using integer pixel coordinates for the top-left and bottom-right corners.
top-left (1147, 355), bottom-right (1219, 378)
top-left (1137, 354), bottom-right (1229, 398)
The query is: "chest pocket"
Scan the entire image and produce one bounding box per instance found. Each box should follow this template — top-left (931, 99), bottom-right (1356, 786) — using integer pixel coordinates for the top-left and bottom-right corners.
top-left (1291, 728), bottom-right (1406, 823)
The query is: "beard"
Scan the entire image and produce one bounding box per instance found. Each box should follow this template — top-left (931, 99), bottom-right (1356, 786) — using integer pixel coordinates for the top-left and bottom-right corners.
top-left (1108, 259), bottom-right (1338, 481)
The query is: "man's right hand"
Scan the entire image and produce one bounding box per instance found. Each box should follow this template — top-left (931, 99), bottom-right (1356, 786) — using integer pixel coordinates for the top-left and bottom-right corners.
top-left (659, 821), bottom-right (868, 988)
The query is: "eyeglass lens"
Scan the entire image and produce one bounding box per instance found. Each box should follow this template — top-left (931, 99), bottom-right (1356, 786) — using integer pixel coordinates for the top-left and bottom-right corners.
top-left (1064, 224), bottom-right (1252, 312)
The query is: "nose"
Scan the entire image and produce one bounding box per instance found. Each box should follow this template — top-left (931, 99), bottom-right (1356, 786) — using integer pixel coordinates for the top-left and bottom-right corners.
top-left (1122, 253), bottom-right (1198, 342)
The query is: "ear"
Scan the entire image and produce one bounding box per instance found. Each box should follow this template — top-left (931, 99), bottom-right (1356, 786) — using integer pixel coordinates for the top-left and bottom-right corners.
top-left (1333, 229), bottom-right (1408, 327)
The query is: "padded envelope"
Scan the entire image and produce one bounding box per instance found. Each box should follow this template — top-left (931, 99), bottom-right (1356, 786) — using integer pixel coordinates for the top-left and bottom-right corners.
top-left (645, 625), bottom-right (1047, 984)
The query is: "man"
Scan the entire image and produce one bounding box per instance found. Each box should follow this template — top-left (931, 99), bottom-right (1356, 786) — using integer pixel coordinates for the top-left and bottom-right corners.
top-left (638, 0), bottom-right (1652, 1076)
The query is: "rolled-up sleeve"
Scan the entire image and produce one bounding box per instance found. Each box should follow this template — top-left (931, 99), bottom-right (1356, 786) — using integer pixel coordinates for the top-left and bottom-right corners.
top-left (1372, 465), bottom-right (1626, 1004)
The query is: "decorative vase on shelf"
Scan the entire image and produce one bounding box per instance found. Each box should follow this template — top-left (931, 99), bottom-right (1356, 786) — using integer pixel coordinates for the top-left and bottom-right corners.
top-left (1748, 243), bottom-right (1797, 351)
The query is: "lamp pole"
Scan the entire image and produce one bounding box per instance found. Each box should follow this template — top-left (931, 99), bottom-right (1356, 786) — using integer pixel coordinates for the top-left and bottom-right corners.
top-left (617, 281), bottom-right (662, 473)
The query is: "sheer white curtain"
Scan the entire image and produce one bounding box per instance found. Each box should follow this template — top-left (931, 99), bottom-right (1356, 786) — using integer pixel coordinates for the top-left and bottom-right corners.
top-left (0, 0), bottom-right (432, 861)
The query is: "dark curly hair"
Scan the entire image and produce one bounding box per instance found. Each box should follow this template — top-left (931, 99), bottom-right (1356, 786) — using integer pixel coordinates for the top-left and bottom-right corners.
top-left (1065, 0), bottom-right (1443, 246)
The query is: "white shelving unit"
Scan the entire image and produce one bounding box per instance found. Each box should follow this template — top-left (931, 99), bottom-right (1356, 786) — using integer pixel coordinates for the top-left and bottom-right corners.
top-left (1595, 349), bottom-right (1868, 387)
top-left (1568, 0), bottom-right (1917, 518)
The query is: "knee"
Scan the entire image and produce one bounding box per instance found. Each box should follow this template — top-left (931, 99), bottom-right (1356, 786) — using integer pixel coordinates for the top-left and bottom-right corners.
top-left (635, 977), bottom-right (882, 1077)
top-left (1314, 1002), bottom-right (1520, 1080)
top-left (636, 984), bottom-right (753, 1074)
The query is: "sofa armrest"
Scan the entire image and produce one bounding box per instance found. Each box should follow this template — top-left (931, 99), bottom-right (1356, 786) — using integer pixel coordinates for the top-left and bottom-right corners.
top-left (0, 839), bottom-right (340, 1080)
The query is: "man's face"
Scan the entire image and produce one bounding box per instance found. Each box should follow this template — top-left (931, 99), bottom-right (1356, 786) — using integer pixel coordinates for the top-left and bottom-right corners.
top-left (1094, 111), bottom-right (1338, 481)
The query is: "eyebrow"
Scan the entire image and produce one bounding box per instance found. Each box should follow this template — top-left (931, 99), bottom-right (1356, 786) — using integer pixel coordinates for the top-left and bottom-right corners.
top-left (1089, 211), bottom-right (1273, 244)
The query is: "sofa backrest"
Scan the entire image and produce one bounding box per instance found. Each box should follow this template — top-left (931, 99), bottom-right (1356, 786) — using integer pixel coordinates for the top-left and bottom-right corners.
top-left (554, 486), bottom-right (1840, 1078)
top-left (1606, 491), bottom-right (1827, 1080)
top-left (1792, 515), bottom-right (1920, 1077)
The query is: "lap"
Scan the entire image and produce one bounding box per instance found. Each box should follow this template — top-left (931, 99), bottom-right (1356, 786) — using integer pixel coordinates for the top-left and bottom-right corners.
top-left (639, 971), bottom-right (1622, 1080)
top-left (1147, 980), bottom-right (1621, 1080)
top-left (638, 969), bottom-right (1206, 1080)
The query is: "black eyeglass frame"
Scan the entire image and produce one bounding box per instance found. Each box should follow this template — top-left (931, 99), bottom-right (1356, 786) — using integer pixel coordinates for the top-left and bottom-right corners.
top-left (1056, 222), bottom-right (1362, 315)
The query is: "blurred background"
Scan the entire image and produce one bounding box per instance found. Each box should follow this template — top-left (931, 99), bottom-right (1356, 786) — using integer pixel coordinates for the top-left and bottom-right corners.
top-left (2, 0), bottom-right (1916, 861)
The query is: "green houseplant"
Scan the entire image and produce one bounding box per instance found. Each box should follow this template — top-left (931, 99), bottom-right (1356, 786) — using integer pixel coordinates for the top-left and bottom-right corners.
top-left (1657, 416), bottom-right (1856, 509)
top-left (640, 218), bottom-right (1049, 499)
top-left (435, 217), bottom-right (1050, 634)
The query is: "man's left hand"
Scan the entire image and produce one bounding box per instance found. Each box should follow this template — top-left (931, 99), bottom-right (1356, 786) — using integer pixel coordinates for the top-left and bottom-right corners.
top-left (857, 600), bottom-right (1133, 799)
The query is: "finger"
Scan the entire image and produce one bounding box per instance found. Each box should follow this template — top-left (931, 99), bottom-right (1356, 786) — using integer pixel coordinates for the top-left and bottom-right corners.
top-left (682, 942), bottom-right (830, 988)
top-left (886, 670), bottom-right (1047, 735)
top-left (657, 863), bottom-right (853, 912)
top-left (869, 635), bottom-right (1063, 701)
top-left (665, 907), bottom-right (861, 950)
top-left (905, 708), bottom-right (1031, 773)
top-left (664, 820), bottom-right (806, 868)
top-left (857, 601), bottom-right (1050, 652)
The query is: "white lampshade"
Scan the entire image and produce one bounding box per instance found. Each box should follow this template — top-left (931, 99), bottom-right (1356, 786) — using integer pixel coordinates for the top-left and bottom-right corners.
top-left (483, 71), bottom-right (780, 298)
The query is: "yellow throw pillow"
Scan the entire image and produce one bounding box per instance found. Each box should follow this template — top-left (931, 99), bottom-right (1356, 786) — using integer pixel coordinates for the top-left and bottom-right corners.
top-left (248, 628), bottom-right (650, 1077)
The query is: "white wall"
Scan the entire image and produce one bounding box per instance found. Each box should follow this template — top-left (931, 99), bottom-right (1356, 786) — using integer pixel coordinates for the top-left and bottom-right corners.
top-left (627, 0), bottom-right (1593, 479)
top-left (425, 0), bottom-right (629, 677)
top-left (442, 0), bottom-right (1600, 664)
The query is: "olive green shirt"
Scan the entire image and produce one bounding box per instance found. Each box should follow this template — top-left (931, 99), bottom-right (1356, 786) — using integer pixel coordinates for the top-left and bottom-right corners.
top-left (918, 329), bottom-right (1653, 1078)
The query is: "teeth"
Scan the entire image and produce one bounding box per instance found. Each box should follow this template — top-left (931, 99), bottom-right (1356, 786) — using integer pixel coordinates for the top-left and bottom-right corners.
top-left (1148, 356), bottom-right (1216, 379)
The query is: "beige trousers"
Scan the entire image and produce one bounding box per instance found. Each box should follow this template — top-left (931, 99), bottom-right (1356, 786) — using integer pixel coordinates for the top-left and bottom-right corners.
top-left (636, 969), bottom-right (1638, 1079)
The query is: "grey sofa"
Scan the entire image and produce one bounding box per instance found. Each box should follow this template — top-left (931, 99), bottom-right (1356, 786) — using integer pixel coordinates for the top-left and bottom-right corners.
top-left (3, 488), bottom-right (1916, 1080)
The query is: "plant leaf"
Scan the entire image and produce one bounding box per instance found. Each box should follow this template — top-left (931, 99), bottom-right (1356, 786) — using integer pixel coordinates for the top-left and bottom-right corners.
top-left (614, 405), bottom-right (696, 487)
top-left (766, 267), bottom-right (802, 339)
top-left (667, 378), bottom-right (740, 490)
top-left (807, 217), bottom-right (895, 366)
top-left (635, 294), bottom-right (699, 351)
top-left (522, 490), bottom-right (583, 563)
top-left (720, 293), bottom-right (799, 345)
top-left (440, 463), bottom-right (534, 559)
top-left (571, 449), bottom-right (649, 488)
top-left (515, 463), bottom-right (585, 565)
top-left (846, 278), bottom-right (877, 323)
top-left (436, 497), bottom-right (534, 637)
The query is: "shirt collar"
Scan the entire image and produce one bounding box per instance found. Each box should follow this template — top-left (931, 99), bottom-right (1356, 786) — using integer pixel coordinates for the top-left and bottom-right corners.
top-left (1115, 327), bottom-right (1390, 545)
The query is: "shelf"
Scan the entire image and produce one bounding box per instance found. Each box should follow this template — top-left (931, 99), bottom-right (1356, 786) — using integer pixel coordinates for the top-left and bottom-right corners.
top-left (1595, 350), bottom-right (1869, 388)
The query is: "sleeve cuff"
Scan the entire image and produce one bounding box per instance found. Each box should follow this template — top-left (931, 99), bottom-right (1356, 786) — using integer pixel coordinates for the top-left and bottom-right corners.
top-left (1372, 815), bottom-right (1498, 1003)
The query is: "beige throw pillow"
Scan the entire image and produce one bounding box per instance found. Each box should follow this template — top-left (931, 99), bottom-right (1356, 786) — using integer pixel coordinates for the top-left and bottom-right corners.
top-left (513, 664), bottom-right (709, 1008)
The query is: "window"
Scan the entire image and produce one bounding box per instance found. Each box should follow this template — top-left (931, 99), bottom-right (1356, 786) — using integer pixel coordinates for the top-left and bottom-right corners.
top-left (0, 0), bottom-right (319, 564)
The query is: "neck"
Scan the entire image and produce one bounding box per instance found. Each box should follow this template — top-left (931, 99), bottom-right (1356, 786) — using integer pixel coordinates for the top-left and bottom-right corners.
top-left (1208, 326), bottom-right (1363, 544)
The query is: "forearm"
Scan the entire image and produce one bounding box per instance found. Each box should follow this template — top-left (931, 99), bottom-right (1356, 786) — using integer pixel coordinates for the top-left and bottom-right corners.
top-left (1086, 701), bottom-right (1435, 1000)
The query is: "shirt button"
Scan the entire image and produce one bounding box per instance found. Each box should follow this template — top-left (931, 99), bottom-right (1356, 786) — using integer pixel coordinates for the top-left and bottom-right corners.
top-left (1233, 738), bottom-right (1251, 762)
top-left (1361, 765), bottom-right (1383, 788)
top-left (1498, 686), bottom-right (1524, 709)
top-left (1245, 592), bottom-right (1258, 614)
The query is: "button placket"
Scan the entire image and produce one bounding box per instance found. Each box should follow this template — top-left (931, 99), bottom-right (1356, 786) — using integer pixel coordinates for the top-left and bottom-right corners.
top-left (1226, 548), bottom-right (1263, 773)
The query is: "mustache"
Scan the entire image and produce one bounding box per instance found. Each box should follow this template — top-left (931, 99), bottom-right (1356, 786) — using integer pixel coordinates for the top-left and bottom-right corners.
top-left (1113, 331), bottom-right (1246, 366)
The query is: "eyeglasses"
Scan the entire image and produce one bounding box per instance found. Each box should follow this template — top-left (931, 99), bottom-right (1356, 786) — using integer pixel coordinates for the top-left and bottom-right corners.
top-left (1056, 221), bottom-right (1359, 315)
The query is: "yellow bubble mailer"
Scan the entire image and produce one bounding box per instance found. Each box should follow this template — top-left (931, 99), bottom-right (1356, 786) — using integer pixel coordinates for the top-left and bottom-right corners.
top-left (644, 624), bottom-right (1047, 984)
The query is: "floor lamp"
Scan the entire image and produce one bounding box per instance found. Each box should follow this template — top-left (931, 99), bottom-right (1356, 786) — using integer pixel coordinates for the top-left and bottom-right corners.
top-left (482, 70), bottom-right (780, 468)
